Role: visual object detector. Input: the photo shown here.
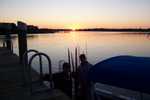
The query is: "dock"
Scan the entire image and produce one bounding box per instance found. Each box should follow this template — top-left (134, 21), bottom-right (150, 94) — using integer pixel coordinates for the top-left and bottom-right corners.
top-left (0, 47), bottom-right (71, 100)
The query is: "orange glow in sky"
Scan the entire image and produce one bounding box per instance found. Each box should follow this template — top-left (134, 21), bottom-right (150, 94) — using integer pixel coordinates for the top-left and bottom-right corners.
top-left (0, 0), bottom-right (150, 29)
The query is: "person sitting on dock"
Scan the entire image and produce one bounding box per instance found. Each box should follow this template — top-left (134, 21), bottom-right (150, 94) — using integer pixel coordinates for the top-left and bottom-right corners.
top-left (43, 62), bottom-right (72, 97)
top-left (52, 62), bottom-right (72, 98)
top-left (77, 54), bottom-right (93, 100)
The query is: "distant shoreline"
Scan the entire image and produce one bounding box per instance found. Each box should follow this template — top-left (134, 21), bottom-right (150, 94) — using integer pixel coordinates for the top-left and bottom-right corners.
top-left (0, 28), bottom-right (150, 35)
top-left (76, 28), bottom-right (150, 32)
top-left (0, 22), bottom-right (150, 34)
top-left (0, 22), bottom-right (72, 34)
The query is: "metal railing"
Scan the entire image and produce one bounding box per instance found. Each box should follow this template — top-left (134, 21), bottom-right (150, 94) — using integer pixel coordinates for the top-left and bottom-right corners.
top-left (28, 52), bottom-right (53, 94)
top-left (22, 49), bottom-right (39, 86)
top-left (58, 60), bottom-right (65, 72)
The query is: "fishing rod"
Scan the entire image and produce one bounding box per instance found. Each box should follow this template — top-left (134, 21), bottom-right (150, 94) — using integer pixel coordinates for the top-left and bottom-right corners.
top-left (68, 48), bottom-right (71, 70)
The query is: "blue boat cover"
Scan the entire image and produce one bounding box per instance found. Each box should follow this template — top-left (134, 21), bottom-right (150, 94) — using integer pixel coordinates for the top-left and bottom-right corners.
top-left (89, 56), bottom-right (150, 94)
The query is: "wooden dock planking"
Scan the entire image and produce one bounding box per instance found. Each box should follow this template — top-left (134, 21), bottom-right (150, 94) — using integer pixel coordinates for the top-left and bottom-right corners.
top-left (0, 47), bottom-right (71, 100)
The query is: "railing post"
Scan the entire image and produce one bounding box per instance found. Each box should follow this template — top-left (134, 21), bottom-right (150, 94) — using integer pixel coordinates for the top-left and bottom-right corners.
top-left (5, 34), bottom-right (12, 51)
top-left (17, 21), bottom-right (28, 64)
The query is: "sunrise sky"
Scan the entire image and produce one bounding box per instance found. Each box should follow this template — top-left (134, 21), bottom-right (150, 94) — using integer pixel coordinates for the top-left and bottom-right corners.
top-left (0, 0), bottom-right (150, 29)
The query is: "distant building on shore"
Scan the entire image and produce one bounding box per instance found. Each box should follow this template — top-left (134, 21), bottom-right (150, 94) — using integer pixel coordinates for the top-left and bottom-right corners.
top-left (0, 22), bottom-right (39, 34)
top-left (0, 23), bottom-right (16, 34)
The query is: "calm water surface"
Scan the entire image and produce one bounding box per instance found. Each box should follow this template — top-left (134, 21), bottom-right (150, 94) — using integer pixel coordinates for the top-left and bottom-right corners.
top-left (1, 31), bottom-right (150, 73)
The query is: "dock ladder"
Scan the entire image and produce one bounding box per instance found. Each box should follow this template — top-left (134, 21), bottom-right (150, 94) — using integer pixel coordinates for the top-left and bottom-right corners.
top-left (23, 50), bottom-right (53, 95)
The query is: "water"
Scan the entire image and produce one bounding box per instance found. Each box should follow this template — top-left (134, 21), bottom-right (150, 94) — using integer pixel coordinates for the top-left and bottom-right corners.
top-left (1, 31), bottom-right (150, 73)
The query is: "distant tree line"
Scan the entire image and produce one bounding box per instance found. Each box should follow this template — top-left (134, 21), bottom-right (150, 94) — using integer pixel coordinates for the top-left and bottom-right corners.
top-left (76, 28), bottom-right (150, 32)
top-left (0, 22), bottom-right (150, 35)
top-left (0, 22), bottom-right (72, 35)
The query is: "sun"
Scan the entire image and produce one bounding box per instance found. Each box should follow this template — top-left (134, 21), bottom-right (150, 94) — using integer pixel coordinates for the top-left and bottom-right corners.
top-left (69, 24), bottom-right (80, 31)
top-left (71, 27), bottom-right (76, 31)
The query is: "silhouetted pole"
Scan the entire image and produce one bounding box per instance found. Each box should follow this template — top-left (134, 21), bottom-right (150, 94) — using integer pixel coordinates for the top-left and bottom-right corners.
top-left (68, 48), bottom-right (71, 68)
top-left (17, 21), bottom-right (28, 64)
top-left (75, 48), bottom-right (78, 100)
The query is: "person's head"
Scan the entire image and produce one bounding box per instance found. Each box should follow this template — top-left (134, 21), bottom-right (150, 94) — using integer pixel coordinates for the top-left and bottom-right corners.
top-left (79, 54), bottom-right (87, 63)
top-left (63, 62), bottom-right (70, 73)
